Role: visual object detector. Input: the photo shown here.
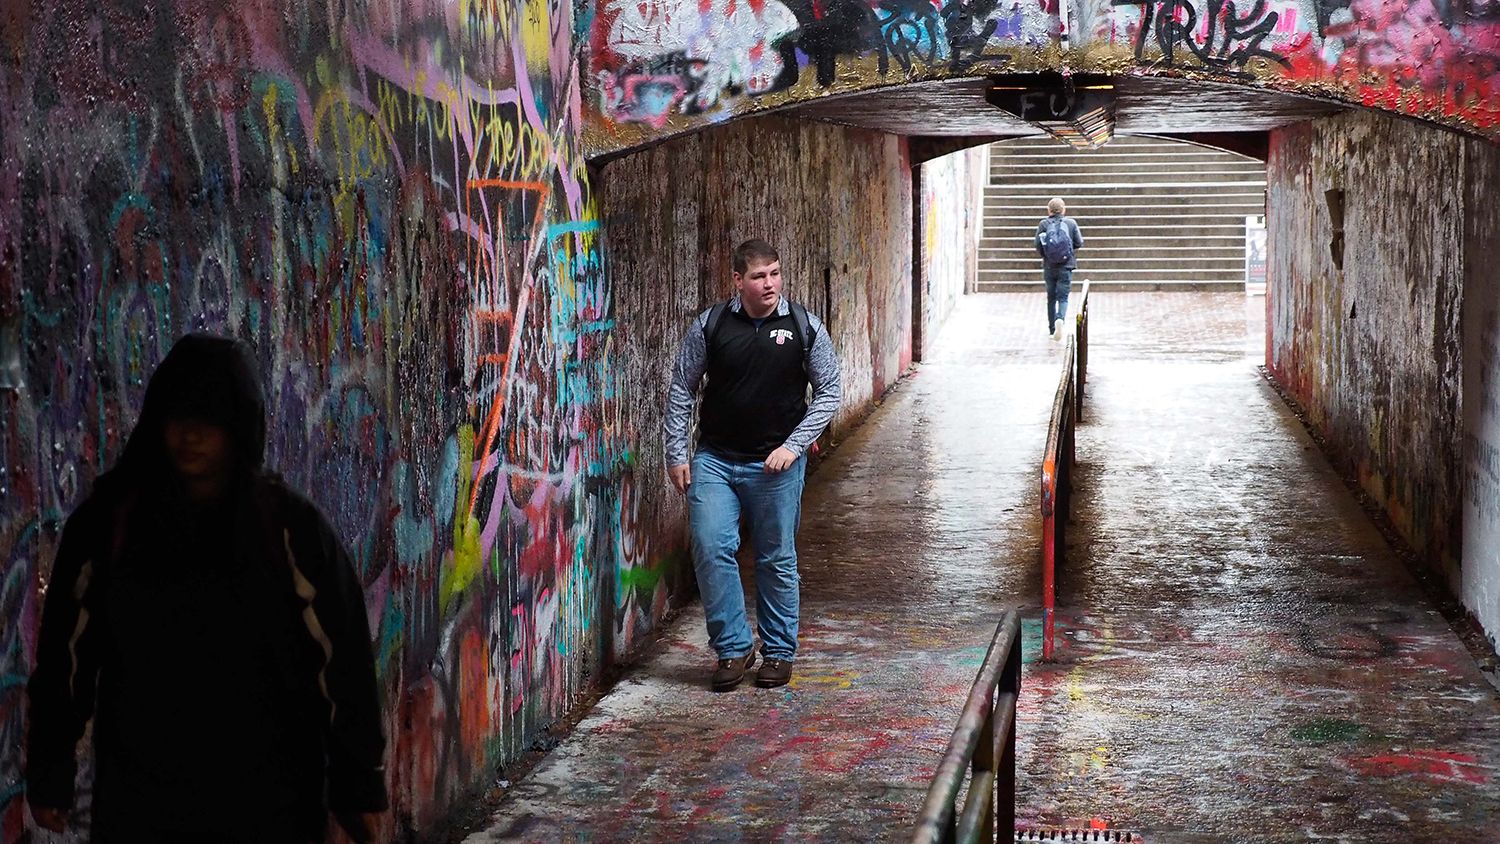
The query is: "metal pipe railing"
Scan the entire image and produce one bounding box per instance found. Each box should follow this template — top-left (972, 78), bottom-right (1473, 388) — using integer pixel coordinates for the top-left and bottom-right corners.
top-left (912, 611), bottom-right (1023, 844)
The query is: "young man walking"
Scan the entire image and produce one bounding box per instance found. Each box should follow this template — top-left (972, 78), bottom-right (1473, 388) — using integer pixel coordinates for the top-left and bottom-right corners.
top-left (1035, 197), bottom-right (1084, 340)
top-left (663, 239), bottom-right (841, 692)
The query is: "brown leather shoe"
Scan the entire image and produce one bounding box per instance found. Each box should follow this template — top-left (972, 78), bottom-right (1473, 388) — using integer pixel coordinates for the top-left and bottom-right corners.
top-left (710, 644), bottom-right (759, 692)
top-left (755, 657), bottom-right (792, 689)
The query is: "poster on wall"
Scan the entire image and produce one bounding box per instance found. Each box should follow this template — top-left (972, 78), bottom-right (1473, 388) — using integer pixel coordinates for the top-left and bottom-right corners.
top-left (1245, 215), bottom-right (1267, 296)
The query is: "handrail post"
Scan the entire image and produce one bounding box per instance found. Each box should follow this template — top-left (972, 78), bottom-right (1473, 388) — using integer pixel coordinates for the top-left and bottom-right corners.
top-left (973, 693), bottom-right (995, 843)
top-left (1063, 365), bottom-right (1074, 573)
top-left (1041, 469), bottom-right (1056, 662)
top-left (999, 631), bottom-right (1020, 838)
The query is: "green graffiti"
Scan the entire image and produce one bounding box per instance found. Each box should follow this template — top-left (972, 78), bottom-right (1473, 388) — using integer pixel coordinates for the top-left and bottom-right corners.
top-left (1292, 719), bottom-right (1365, 743)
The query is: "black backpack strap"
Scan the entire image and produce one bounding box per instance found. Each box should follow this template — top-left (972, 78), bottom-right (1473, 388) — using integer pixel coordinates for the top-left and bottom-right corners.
top-left (789, 301), bottom-right (815, 354)
top-left (705, 299), bottom-right (816, 364)
top-left (702, 301), bottom-right (730, 348)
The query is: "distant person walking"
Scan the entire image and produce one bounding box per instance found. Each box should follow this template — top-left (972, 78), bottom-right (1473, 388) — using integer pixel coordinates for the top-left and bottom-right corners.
top-left (1035, 197), bottom-right (1083, 340)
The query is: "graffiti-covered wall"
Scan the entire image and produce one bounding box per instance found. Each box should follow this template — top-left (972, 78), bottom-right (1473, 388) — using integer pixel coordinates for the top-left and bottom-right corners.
top-left (582, 0), bottom-right (1500, 154)
top-left (1265, 109), bottom-right (1500, 622)
top-left (0, 1), bottom-right (683, 839)
top-left (919, 147), bottom-right (989, 355)
top-left (601, 115), bottom-right (914, 442)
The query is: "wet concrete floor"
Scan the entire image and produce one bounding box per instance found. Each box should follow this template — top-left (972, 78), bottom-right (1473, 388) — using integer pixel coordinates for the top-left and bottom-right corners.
top-left (467, 293), bottom-right (1500, 842)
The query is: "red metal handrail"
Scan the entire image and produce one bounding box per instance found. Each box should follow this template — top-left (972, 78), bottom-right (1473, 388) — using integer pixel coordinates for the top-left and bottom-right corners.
top-left (1042, 281), bottom-right (1089, 661)
top-left (1041, 339), bottom-right (1075, 662)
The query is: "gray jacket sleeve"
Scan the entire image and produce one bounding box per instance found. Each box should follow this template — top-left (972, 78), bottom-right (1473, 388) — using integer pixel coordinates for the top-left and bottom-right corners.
top-left (782, 313), bottom-right (841, 456)
top-left (1069, 218), bottom-right (1083, 249)
top-left (664, 310), bottom-right (712, 467)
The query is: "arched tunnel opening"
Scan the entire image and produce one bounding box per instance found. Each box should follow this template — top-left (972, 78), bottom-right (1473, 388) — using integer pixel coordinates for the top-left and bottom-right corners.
top-left (5, 2), bottom-right (1500, 839)
top-left (568, 79), bottom-right (1500, 840)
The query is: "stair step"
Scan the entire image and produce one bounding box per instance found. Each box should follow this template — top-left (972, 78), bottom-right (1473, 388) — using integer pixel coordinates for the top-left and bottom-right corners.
top-left (983, 136), bottom-right (1264, 292)
top-left (981, 250), bottom-right (1248, 260)
top-left (976, 279), bottom-right (1245, 291)
top-left (986, 224), bottom-right (1249, 234)
top-left (989, 168), bottom-right (1265, 181)
top-left (985, 195), bottom-right (1265, 207)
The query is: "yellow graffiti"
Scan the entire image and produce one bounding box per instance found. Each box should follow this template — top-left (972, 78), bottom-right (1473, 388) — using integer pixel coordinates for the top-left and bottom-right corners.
top-left (461, 0), bottom-right (514, 44)
top-left (472, 93), bottom-right (555, 182)
top-left (261, 83), bottom-right (300, 176)
top-left (1068, 744), bottom-right (1112, 775)
top-left (373, 76), bottom-right (458, 146)
top-left (312, 88), bottom-right (391, 198)
top-left (787, 670), bottom-right (859, 690)
top-left (441, 426), bottom-right (485, 613)
top-left (520, 0), bottom-right (552, 69)
top-left (1067, 669), bottom-right (1086, 703)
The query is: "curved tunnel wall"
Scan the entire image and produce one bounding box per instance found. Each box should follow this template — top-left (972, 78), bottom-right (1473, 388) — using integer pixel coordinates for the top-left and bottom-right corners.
top-left (584, 0), bottom-right (1500, 155)
top-left (1266, 107), bottom-right (1500, 646)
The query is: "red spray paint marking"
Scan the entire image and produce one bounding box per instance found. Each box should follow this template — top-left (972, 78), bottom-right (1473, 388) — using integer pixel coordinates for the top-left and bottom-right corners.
top-left (1346, 750), bottom-right (1489, 785)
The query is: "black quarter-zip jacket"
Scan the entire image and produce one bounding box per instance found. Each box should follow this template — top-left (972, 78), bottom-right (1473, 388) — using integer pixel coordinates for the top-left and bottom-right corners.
top-left (699, 307), bottom-right (809, 461)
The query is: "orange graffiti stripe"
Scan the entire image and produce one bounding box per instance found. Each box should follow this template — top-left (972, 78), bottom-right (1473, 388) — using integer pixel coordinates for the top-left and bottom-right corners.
top-left (464, 177), bottom-right (552, 520)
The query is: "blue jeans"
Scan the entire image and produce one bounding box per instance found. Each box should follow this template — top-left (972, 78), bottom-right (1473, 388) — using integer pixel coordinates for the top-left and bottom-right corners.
top-left (1044, 266), bottom-right (1072, 329)
top-left (688, 449), bottom-right (806, 662)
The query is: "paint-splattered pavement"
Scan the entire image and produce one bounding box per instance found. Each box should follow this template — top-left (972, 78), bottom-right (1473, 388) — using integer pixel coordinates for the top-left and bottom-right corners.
top-left (466, 293), bottom-right (1500, 842)
top-left (1027, 293), bottom-right (1500, 840)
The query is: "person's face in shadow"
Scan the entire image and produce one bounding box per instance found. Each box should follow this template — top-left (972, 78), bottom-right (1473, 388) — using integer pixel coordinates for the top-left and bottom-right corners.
top-left (163, 416), bottom-right (232, 499)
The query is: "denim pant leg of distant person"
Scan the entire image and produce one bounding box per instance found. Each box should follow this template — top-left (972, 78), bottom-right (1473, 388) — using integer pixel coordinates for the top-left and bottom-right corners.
top-left (1044, 264), bottom-right (1072, 328)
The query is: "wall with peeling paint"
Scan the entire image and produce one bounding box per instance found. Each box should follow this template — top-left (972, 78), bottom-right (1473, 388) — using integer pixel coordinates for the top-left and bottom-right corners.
top-left (582, 0), bottom-right (1500, 155)
top-left (920, 146), bottom-right (989, 355)
top-left (1266, 109), bottom-right (1500, 642)
top-left (1462, 143), bottom-right (1500, 648)
top-left (600, 115), bottom-right (915, 447)
top-left (0, 2), bottom-right (670, 840)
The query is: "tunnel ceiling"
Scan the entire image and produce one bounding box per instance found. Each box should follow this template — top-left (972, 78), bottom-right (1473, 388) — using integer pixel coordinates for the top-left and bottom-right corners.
top-left (583, 0), bottom-right (1500, 159)
top-left (777, 76), bottom-right (1347, 137)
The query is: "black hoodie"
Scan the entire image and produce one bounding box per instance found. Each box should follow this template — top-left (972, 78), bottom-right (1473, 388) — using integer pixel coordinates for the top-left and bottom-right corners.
top-left (27, 335), bottom-right (388, 841)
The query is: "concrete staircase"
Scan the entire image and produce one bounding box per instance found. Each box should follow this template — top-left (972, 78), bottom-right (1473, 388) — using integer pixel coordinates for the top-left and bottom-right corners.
top-left (979, 135), bottom-right (1266, 290)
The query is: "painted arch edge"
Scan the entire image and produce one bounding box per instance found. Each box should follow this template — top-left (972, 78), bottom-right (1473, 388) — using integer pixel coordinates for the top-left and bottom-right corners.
top-left (578, 48), bottom-right (1500, 162)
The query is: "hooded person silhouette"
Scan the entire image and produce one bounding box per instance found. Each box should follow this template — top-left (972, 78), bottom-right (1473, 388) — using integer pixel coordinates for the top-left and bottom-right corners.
top-left (26, 334), bottom-right (388, 843)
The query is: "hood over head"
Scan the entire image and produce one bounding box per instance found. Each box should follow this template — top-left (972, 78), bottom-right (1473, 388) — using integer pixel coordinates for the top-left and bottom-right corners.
top-left (108, 334), bottom-right (268, 491)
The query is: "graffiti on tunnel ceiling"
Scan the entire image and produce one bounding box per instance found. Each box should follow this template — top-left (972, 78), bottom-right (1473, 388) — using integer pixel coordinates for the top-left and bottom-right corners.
top-left (586, 0), bottom-right (1500, 142)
